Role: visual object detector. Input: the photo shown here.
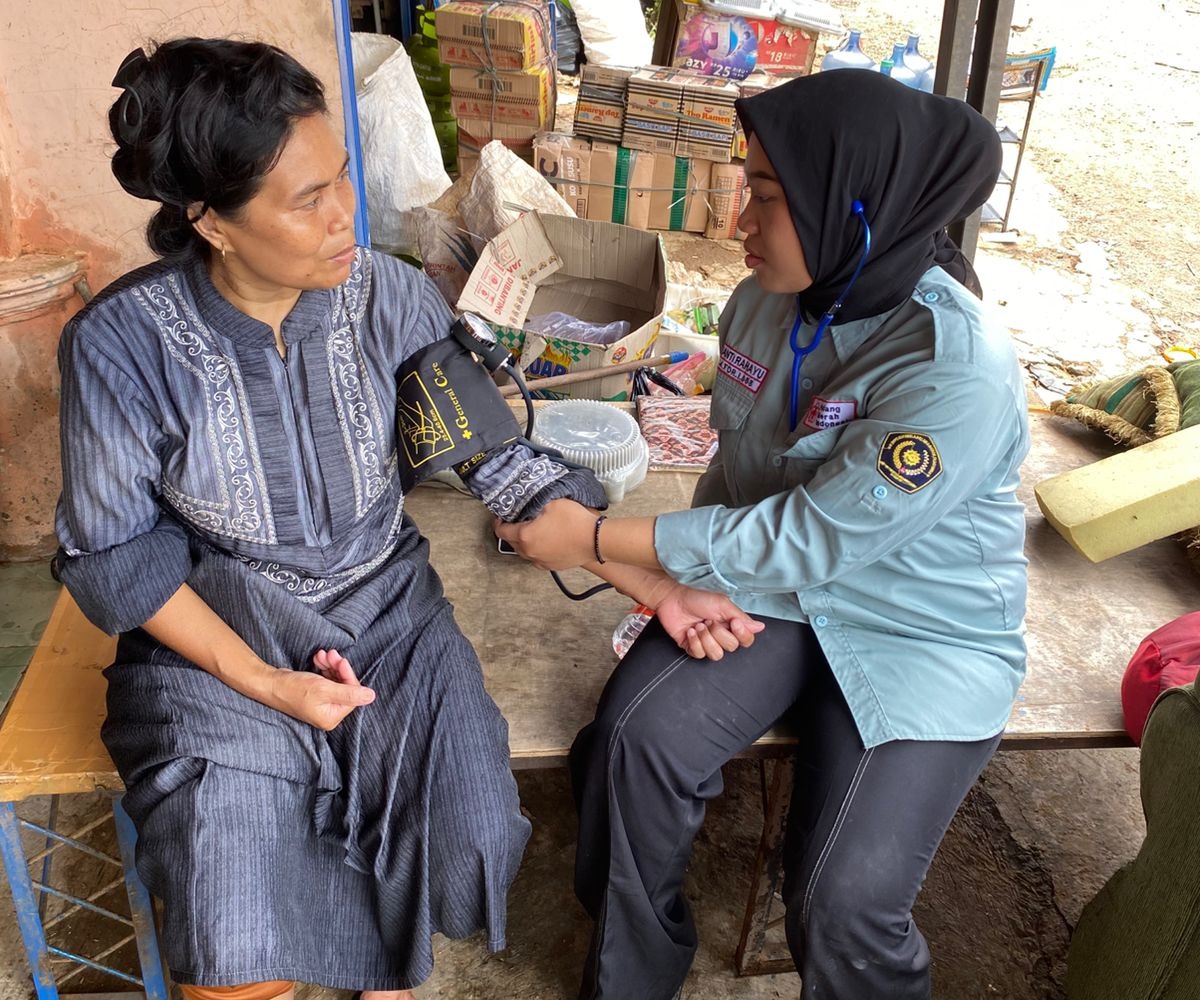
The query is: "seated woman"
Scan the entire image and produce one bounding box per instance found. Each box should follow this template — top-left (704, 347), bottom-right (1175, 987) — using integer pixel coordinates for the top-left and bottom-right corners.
top-left (56, 38), bottom-right (757, 1000)
top-left (497, 70), bottom-right (1029, 1000)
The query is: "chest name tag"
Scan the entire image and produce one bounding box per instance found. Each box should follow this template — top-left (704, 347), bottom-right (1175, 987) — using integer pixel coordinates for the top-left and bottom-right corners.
top-left (877, 431), bottom-right (943, 494)
top-left (803, 397), bottom-right (858, 431)
top-left (718, 345), bottom-right (770, 394)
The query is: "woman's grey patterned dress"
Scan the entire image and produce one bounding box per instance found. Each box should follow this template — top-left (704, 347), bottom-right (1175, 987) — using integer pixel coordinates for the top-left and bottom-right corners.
top-left (53, 249), bottom-right (604, 989)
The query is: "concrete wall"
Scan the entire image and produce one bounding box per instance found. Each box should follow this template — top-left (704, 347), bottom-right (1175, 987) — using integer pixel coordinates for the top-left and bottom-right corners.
top-left (0, 0), bottom-right (343, 287)
top-left (0, 1), bottom-right (343, 558)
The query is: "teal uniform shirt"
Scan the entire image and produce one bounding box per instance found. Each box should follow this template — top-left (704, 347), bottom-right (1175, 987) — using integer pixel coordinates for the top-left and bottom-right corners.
top-left (654, 266), bottom-right (1030, 746)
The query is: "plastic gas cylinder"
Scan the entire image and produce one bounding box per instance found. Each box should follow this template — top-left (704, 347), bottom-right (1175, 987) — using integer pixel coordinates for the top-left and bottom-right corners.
top-left (820, 30), bottom-right (876, 72)
top-left (903, 34), bottom-right (935, 92)
top-left (887, 43), bottom-right (921, 88)
top-left (406, 3), bottom-right (457, 171)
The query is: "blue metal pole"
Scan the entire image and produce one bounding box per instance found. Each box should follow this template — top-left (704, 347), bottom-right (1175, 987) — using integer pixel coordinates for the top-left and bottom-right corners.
top-left (0, 802), bottom-right (59, 1000)
top-left (112, 797), bottom-right (169, 1000)
top-left (331, 0), bottom-right (372, 247)
top-left (400, 0), bottom-right (415, 42)
top-left (38, 795), bottom-right (59, 920)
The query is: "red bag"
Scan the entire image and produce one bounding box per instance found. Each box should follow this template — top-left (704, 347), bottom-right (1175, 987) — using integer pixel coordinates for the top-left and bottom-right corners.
top-left (1121, 610), bottom-right (1200, 744)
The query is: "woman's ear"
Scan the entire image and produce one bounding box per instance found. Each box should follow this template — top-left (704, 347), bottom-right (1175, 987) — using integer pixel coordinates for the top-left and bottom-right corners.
top-left (189, 203), bottom-right (228, 255)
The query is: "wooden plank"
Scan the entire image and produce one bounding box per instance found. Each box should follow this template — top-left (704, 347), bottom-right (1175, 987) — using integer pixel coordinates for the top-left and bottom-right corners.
top-left (0, 589), bottom-right (119, 801)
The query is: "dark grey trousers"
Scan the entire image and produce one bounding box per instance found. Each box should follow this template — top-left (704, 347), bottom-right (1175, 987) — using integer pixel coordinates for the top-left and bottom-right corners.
top-left (570, 616), bottom-right (1001, 1000)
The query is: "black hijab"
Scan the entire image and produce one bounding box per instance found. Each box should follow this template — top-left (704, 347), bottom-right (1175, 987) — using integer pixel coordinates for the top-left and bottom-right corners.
top-left (735, 69), bottom-right (1002, 323)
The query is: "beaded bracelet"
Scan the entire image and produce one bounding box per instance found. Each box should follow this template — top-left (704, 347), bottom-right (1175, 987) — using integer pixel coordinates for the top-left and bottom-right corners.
top-left (593, 515), bottom-right (608, 565)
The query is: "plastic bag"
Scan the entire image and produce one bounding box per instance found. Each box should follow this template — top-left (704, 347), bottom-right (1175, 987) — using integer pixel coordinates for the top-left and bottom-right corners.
top-left (649, 351), bottom-right (715, 396)
top-left (353, 37), bottom-right (452, 254)
top-left (525, 311), bottom-right (630, 345)
top-left (570, 0), bottom-right (653, 67)
top-left (415, 206), bottom-right (478, 305)
top-left (556, 1), bottom-right (584, 74)
top-left (458, 141), bottom-right (575, 244)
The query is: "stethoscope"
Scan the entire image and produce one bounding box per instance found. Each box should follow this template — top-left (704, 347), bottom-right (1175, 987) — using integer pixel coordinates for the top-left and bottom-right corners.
top-left (787, 200), bottom-right (873, 431)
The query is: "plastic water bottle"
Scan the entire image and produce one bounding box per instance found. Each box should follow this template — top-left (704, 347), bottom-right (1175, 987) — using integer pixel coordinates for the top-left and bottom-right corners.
top-left (613, 604), bottom-right (654, 659)
top-left (902, 34), bottom-right (935, 92)
top-left (887, 43), bottom-right (922, 88)
top-left (820, 29), bottom-right (877, 72)
top-left (879, 57), bottom-right (894, 77)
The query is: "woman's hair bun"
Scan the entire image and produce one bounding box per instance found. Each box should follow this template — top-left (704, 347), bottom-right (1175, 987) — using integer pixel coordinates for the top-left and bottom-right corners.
top-left (107, 38), bottom-right (326, 260)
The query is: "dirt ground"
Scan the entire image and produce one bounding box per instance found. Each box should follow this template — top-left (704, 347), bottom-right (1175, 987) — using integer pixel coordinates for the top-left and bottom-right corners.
top-left (3, 2), bottom-right (1197, 999)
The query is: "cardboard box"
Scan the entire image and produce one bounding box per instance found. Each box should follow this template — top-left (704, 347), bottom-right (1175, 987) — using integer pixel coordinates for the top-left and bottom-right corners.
top-left (631, 155), bottom-right (711, 233)
top-left (671, 7), bottom-right (818, 79)
top-left (436, 1), bottom-right (551, 70)
top-left (533, 132), bottom-right (592, 217)
top-left (456, 212), bottom-right (667, 400)
top-left (457, 118), bottom-right (539, 172)
top-left (449, 64), bottom-right (552, 128)
top-left (704, 162), bottom-right (745, 239)
top-left (533, 135), bottom-right (714, 234)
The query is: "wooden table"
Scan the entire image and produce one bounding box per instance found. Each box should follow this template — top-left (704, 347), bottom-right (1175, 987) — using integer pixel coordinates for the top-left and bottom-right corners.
top-left (415, 409), bottom-right (1194, 764)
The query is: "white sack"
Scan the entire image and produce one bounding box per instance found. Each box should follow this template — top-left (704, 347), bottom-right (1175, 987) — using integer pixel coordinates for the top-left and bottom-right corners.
top-left (353, 41), bottom-right (452, 253)
top-left (570, 0), bottom-right (653, 67)
top-left (458, 141), bottom-right (576, 245)
top-left (415, 206), bottom-right (478, 306)
top-left (349, 31), bottom-right (401, 91)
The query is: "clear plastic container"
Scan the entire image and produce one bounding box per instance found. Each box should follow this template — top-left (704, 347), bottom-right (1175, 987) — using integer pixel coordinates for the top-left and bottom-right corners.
top-left (887, 43), bottom-right (922, 88)
top-left (775, 0), bottom-right (843, 36)
top-left (701, 0), bottom-right (777, 19)
top-left (820, 30), bottom-right (876, 72)
top-left (903, 34), bottom-right (935, 92)
top-left (613, 604), bottom-right (654, 659)
top-left (530, 400), bottom-right (650, 503)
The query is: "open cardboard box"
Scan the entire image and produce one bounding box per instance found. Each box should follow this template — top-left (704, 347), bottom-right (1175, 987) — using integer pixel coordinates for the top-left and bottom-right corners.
top-left (456, 211), bottom-right (667, 400)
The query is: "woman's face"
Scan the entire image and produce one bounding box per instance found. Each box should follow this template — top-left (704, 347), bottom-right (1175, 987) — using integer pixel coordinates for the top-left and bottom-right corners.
top-left (203, 114), bottom-right (357, 291)
top-left (737, 135), bottom-right (813, 295)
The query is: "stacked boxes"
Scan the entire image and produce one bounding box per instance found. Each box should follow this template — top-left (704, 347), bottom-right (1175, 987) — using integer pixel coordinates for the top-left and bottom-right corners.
top-left (573, 64), bottom-right (633, 144)
top-left (621, 68), bottom-right (738, 163)
top-left (534, 132), bottom-right (718, 234)
top-left (623, 68), bottom-right (688, 155)
top-left (676, 73), bottom-right (738, 161)
top-left (436, 1), bottom-right (555, 169)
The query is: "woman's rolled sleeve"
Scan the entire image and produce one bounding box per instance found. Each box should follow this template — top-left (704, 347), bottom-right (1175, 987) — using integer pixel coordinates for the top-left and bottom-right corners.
top-left (54, 515), bottom-right (191, 635)
top-left (55, 317), bottom-right (187, 634)
top-left (462, 442), bottom-right (609, 521)
top-left (654, 505), bottom-right (736, 592)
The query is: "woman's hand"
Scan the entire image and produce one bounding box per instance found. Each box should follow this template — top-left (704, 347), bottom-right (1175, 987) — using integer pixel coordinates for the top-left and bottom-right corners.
top-left (261, 648), bottom-right (376, 731)
top-left (493, 498), bottom-right (596, 570)
top-left (654, 584), bottom-right (765, 661)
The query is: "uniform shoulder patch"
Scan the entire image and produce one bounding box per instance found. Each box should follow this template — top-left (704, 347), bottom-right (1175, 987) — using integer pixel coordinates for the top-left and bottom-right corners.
top-left (876, 431), bottom-right (943, 494)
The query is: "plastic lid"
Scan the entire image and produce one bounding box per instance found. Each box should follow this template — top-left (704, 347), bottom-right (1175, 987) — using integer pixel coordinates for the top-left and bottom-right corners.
top-left (701, 0), bottom-right (777, 19)
top-left (530, 400), bottom-right (650, 503)
top-left (775, 0), bottom-right (843, 33)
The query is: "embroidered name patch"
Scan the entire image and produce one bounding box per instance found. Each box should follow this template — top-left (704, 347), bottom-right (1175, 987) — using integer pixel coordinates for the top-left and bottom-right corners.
top-left (803, 397), bottom-right (858, 431)
top-left (718, 345), bottom-right (770, 394)
top-left (877, 432), bottom-right (943, 494)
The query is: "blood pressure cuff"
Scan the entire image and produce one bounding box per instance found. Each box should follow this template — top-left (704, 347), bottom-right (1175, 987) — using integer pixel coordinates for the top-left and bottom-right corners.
top-left (395, 337), bottom-right (522, 493)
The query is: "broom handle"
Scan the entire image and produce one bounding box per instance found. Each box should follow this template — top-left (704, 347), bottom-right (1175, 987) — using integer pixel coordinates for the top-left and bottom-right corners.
top-left (497, 354), bottom-right (679, 397)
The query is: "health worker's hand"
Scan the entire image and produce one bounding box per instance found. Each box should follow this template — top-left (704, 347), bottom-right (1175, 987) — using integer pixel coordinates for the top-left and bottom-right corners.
top-left (493, 498), bottom-right (596, 570)
top-left (654, 584), bottom-right (765, 661)
top-left (262, 648), bottom-right (376, 731)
